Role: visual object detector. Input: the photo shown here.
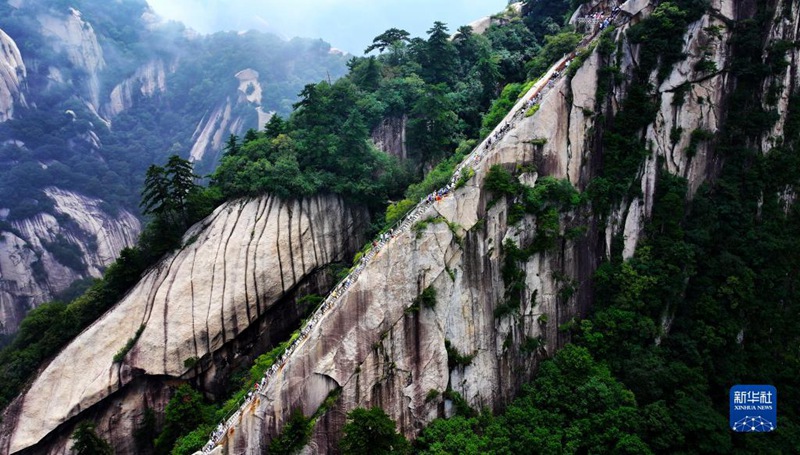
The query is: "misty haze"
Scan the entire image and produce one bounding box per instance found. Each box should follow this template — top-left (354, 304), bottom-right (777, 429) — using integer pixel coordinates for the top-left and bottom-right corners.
top-left (146, 0), bottom-right (509, 53)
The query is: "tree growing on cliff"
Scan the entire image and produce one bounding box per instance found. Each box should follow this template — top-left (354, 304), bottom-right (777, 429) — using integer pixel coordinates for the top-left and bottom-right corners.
top-left (141, 155), bottom-right (199, 224)
top-left (140, 155), bottom-right (209, 252)
top-left (154, 384), bottom-right (212, 455)
top-left (364, 28), bottom-right (410, 54)
top-left (269, 408), bottom-right (314, 455)
top-left (70, 421), bottom-right (113, 455)
top-left (339, 407), bottom-right (409, 455)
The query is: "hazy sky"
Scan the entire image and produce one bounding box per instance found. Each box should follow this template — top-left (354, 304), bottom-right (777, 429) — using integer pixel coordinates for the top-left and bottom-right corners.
top-left (146, 0), bottom-right (510, 54)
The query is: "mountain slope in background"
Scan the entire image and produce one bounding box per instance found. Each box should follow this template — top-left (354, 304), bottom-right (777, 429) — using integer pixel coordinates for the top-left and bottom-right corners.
top-left (0, 0), bottom-right (348, 334)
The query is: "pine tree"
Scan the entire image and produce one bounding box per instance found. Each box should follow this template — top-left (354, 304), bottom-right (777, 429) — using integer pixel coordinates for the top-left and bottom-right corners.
top-left (339, 407), bottom-right (409, 455)
top-left (165, 155), bottom-right (198, 224)
top-left (421, 21), bottom-right (457, 85)
top-left (364, 28), bottom-right (410, 54)
top-left (140, 164), bottom-right (171, 218)
top-left (70, 421), bottom-right (113, 455)
top-left (223, 134), bottom-right (239, 157)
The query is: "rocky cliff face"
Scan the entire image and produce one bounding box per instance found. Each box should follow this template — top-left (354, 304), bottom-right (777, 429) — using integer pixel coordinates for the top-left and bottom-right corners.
top-left (37, 8), bottom-right (106, 109)
top-left (189, 68), bottom-right (273, 163)
top-left (0, 1), bottom-right (348, 331)
top-left (0, 28), bottom-right (25, 122)
top-left (5, 0), bottom-right (795, 453)
top-left (211, 60), bottom-right (598, 454)
top-left (202, 0), bottom-right (795, 453)
top-left (0, 188), bottom-right (141, 334)
top-left (370, 116), bottom-right (407, 160)
top-left (103, 59), bottom-right (170, 119)
top-left (0, 194), bottom-right (367, 454)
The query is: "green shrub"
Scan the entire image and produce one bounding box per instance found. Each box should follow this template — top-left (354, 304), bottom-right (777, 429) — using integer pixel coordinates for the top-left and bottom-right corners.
top-left (384, 199), bottom-right (416, 226)
top-left (425, 389), bottom-right (440, 403)
top-left (71, 421), bottom-right (113, 455)
top-left (113, 325), bottom-right (145, 363)
top-left (444, 339), bottom-right (476, 369)
top-left (417, 286), bottom-right (437, 309)
top-left (171, 424), bottom-right (213, 455)
top-left (183, 357), bottom-right (199, 369)
top-left (412, 216), bottom-right (445, 238)
top-left (455, 167), bottom-right (475, 189)
top-left (520, 336), bottom-right (545, 353)
top-left (484, 165), bottom-right (517, 196)
top-left (269, 408), bottom-right (313, 455)
top-left (686, 128), bottom-right (714, 158)
top-left (339, 407), bottom-right (409, 455)
top-left (154, 385), bottom-right (213, 455)
top-left (480, 83), bottom-right (524, 137)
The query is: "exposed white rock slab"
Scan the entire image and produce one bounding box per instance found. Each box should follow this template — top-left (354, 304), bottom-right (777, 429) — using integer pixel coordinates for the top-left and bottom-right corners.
top-left (235, 68), bottom-right (273, 129)
top-left (620, 0), bottom-right (651, 17)
top-left (0, 194), bottom-right (366, 454)
top-left (0, 28), bottom-right (26, 122)
top-left (37, 8), bottom-right (105, 108)
top-left (0, 188), bottom-right (140, 334)
top-left (189, 98), bottom-right (246, 163)
top-left (104, 59), bottom-right (169, 119)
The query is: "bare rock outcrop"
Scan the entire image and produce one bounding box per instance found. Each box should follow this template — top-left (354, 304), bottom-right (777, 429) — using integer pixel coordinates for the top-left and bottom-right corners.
top-left (465, 2), bottom-right (523, 35)
top-left (235, 68), bottom-right (273, 128)
top-left (189, 68), bottom-right (274, 163)
top-left (189, 99), bottom-right (244, 163)
top-left (0, 188), bottom-right (141, 334)
top-left (207, 1), bottom-right (790, 452)
top-left (370, 116), bottom-right (407, 160)
top-left (37, 8), bottom-right (105, 109)
top-left (103, 59), bottom-right (170, 119)
top-left (0, 194), bottom-right (368, 455)
top-left (0, 28), bottom-right (26, 122)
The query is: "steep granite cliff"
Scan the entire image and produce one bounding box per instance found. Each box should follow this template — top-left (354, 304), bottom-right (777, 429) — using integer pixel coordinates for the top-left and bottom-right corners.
top-left (201, 0), bottom-right (796, 452)
top-left (103, 59), bottom-right (170, 119)
top-left (37, 8), bottom-right (106, 110)
top-left (0, 188), bottom-right (141, 334)
top-left (0, 194), bottom-right (367, 454)
top-left (0, 1), bottom-right (349, 331)
top-left (0, 28), bottom-right (25, 122)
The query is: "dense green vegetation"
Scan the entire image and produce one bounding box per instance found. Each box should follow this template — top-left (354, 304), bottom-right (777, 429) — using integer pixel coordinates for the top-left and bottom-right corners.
top-left (417, 1), bottom-right (800, 453)
top-left (340, 407), bottom-right (409, 454)
top-left (0, 0), bottom-right (348, 219)
top-left (70, 421), bottom-right (114, 455)
top-left (416, 345), bottom-right (646, 454)
top-left (577, 3), bottom-right (799, 451)
top-left (153, 385), bottom-right (214, 454)
top-left (210, 2), bottom-right (583, 209)
top-left (0, 155), bottom-right (214, 411)
top-left (9, 1), bottom-right (800, 454)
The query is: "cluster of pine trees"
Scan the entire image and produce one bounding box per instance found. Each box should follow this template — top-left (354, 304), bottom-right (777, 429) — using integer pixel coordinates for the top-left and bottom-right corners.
top-left (208, 1), bottom-right (583, 213)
